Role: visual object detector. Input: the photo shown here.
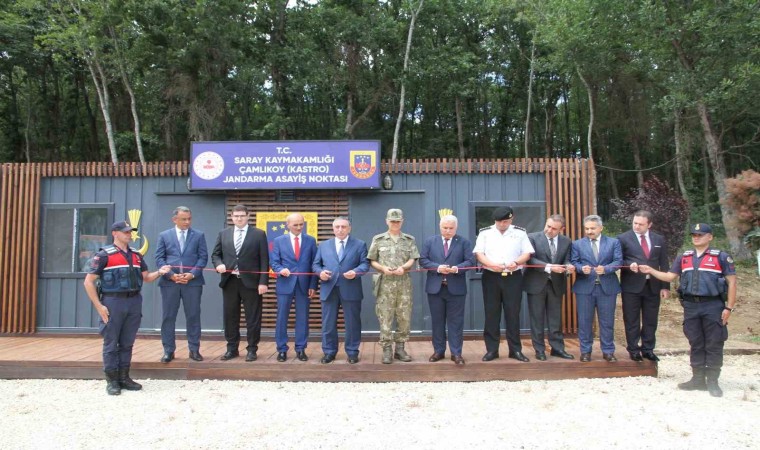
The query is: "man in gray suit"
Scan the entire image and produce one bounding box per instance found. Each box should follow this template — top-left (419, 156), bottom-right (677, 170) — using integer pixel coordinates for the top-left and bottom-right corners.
top-left (155, 206), bottom-right (208, 363)
top-left (524, 215), bottom-right (575, 361)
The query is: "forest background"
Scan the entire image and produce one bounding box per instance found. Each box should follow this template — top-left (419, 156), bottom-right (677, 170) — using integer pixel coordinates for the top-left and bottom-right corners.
top-left (1, 0), bottom-right (758, 257)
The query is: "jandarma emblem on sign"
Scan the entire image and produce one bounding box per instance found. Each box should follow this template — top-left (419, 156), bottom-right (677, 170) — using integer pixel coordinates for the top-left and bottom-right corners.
top-left (349, 150), bottom-right (377, 179)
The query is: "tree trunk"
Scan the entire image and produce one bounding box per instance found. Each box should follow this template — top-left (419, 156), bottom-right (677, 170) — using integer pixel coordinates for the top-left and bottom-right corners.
top-left (695, 102), bottom-right (748, 258)
top-left (86, 54), bottom-right (118, 164)
top-left (702, 143), bottom-right (712, 223)
top-left (392, 0), bottom-right (424, 162)
top-left (455, 95), bottom-right (465, 158)
top-left (576, 67), bottom-right (594, 160)
top-left (524, 39), bottom-right (536, 158)
top-left (109, 25), bottom-right (146, 164)
top-left (671, 36), bottom-right (747, 257)
top-left (673, 109), bottom-right (689, 203)
top-left (631, 136), bottom-right (644, 188)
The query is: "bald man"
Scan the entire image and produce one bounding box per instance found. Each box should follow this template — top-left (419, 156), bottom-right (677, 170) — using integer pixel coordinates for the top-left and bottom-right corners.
top-left (270, 213), bottom-right (318, 362)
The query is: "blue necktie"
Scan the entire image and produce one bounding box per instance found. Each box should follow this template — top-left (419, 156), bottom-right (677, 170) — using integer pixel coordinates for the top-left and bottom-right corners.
top-left (338, 240), bottom-right (345, 260)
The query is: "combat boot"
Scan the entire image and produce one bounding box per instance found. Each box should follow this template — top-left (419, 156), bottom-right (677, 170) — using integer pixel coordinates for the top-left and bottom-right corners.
top-left (677, 367), bottom-right (707, 391)
top-left (118, 367), bottom-right (143, 391)
top-left (382, 346), bottom-right (393, 364)
top-left (394, 343), bottom-right (412, 362)
top-left (705, 368), bottom-right (723, 397)
top-left (104, 370), bottom-right (121, 396)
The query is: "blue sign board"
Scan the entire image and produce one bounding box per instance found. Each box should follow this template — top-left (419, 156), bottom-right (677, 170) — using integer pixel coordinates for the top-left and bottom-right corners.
top-left (190, 141), bottom-right (381, 190)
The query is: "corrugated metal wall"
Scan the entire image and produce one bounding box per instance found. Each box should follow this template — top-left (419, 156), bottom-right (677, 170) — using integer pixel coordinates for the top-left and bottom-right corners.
top-left (0, 159), bottom-right (595, 334)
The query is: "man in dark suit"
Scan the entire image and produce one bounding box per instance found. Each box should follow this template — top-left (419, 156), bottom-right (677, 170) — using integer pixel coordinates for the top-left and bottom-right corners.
top-left (524, 214), bottom-right (575, 361)
top-left (313, 217), bottom-right (369, 364)
top-left (419, 214), bottom-right (473, 365)
top-left (618, 210), bottom-right (670, 362)
top-left (155, 206), bottom-right (208, 363)
top-left (211, 204), bottom-right (270, 362)
top-left (270, 213), bottom-right (318, 362)
top-left (570, 215), bottom-right (623, 362)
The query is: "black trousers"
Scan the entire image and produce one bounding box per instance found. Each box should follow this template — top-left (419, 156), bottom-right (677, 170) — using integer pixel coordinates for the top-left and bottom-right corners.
top-left (527, 282), bottom-right (565, 353)
top-left (621, 285), bottom-right (661, 353)
top-left (683, 299), bottom-right (727, 369)
top-left (222, 277), bottom-right (262, 352)
top-left (482, 271), bottom-right (523, 353)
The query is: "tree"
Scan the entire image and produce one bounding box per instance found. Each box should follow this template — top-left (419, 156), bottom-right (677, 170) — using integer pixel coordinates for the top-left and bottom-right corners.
top-left (392, 0), bottom-right (424, 162)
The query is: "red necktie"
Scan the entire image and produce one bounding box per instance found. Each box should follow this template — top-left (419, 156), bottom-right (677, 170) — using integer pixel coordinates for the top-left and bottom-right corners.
top-left (443, 238), bottom-right (449, 257)
top-left (640, 234), bottom-right (650, 259)
top-left (294, 235), bottom-right (300, 260)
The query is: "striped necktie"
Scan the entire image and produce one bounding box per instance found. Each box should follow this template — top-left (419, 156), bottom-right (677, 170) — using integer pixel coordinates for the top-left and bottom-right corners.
top-left (235, 229), bottom-right (243, 255)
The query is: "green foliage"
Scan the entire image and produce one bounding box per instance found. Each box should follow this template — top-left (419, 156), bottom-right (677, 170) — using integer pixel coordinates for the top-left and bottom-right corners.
top-left (0, 0), bottom-right (756, 219)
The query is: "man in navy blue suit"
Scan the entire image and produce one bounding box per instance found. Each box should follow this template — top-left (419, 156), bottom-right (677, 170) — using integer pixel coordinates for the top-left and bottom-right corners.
top-left (313, 217), bottom-right (369, 364)
top-left (419, 214), bottom-right (473, 365)
top-left (571, 214), bottom-right (623, 362)
top-left (155, 206), bottom-right (208, 363)
top-left (270, 213), bottom-right (318, 362)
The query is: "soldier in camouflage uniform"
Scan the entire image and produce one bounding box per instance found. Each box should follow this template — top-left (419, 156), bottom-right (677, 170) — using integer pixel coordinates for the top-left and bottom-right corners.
top-left (368, 209), bottom-right (420, 364)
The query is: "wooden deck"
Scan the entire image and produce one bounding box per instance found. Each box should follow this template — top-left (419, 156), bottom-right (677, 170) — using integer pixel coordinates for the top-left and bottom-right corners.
top-left (0, 335), bottom-right (656, 382)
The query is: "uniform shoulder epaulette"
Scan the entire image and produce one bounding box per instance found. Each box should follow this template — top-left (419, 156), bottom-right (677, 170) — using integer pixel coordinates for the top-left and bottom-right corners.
top-left (371, 232), bottom-right (387, 240)
top-left (512, 225), bottom-right (526, 231)
top-left (101, 245), bottom-right (118, 254)
top-left (479, 226), bottom-right (492, 233)
top-left (401, 232), bottom-right (416, 240)
top-left (682, 250), bottom-right (694, 256)
top-left (708, 249), bottom-right (721, 256)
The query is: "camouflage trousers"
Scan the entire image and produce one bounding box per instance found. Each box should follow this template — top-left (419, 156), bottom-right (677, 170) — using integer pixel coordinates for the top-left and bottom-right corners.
top-left (375, 276), bottom-right (413, 348)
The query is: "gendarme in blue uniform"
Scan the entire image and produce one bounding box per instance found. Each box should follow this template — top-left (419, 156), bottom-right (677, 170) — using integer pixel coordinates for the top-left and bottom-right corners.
top-left (88, 244), bottom-right (148, 372)
top-left (669, 246), bottom-right (735, 369)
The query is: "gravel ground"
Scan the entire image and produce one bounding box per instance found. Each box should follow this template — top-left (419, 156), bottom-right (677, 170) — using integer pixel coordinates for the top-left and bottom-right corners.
top-left (1, 354), bottom-right (758, 450)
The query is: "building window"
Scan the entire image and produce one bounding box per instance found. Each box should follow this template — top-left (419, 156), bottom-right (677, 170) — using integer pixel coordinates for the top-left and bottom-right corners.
top-left (41, 204), bottom-right (113, 276)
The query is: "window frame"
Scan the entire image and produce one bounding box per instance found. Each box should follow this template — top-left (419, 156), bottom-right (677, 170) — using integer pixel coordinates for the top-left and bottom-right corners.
top-left (39, 203), bottom-right (114, 279)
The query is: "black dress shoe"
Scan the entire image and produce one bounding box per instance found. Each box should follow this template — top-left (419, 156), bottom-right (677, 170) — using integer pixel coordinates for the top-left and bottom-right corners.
top-left (482, 351), bottom-right (499, 361)
top-left (508, 351), bottom-right (530, 362)
top-left (428, 353), bottom-right (445, 362)
top-left (245, 350), bottom-right (257, 362)
top-left (535, 352), bottom-right (547, 361)
top-left (220, 351), bottom-right (239, 361)
top-left (550, 349), bottom-right (575, 359)
top-left (347, 355), bottom-right (359, 364)
top-left (603, 353), bottom-right (617, 362)
top-left (296, 351), bottom-right (308, 362)
top-left (160, 352), bottom-right (174, 363)
top-left (642, 352), bottom-right (660, 362)
top-left (580, 353), bottom-right (591, 362)
top-left (277, 352), bottom-right (287, 362)
top-left (451, 355), bottom-right (465, 365)
top-left (188, 351), bottom-right (203, 362)
top-left (629, 351), bottom-right (644, 362)
top-left (320, 354), bottom-right (336, 364)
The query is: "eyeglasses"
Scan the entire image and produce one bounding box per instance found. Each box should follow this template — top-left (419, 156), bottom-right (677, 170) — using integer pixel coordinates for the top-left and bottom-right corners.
top-left (232, 214), bottom-right (248, 218)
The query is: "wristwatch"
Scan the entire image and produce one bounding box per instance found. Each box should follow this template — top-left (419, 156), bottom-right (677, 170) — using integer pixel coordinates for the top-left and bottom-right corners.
top-left (724, 307), bottom-right (735, 312)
